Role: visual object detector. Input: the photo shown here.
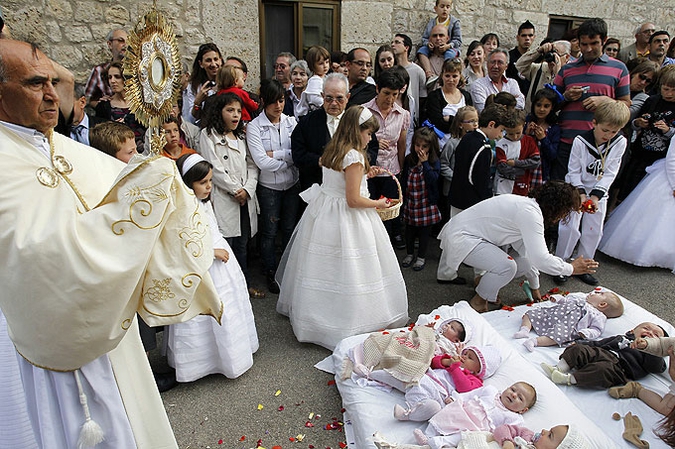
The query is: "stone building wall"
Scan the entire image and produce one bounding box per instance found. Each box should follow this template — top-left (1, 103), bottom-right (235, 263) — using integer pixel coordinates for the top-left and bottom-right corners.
top-left (2, 0), bottom-right (674, 89)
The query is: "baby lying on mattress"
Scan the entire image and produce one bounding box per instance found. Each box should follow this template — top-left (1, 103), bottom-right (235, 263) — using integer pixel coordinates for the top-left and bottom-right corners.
top-left (342, 315), bottom-right (593, 449)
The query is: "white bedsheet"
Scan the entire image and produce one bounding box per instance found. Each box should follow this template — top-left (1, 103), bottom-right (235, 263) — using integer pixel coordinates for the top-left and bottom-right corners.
top-left (483, 292), bottom-right (674, 449)
top-left (317, 301), bottom-right (617, 448)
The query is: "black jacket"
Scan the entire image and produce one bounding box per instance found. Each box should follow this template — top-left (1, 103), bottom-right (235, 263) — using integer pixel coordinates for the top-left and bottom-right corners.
top-left (580, 333), bottom-right (666, 380)
top-left (449, 130), bottom-right (493, 210)
top-left (291, 108), bottom-right (378, 189)
top-left (425, 88), bottom-right (472, 134)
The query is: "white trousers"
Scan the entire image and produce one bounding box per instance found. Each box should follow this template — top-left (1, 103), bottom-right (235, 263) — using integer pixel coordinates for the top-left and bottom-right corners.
top-left (463, 242), bottom-right (539, 302)
top-left (556, 197), bottom-right (607, 260)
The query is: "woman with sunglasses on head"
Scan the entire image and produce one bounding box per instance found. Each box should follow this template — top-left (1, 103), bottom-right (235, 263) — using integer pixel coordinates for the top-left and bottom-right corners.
top-left (626, 59), bottom-right (659, 120)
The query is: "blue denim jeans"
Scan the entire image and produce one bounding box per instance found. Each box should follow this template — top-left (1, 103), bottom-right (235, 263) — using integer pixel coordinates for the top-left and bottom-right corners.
top-left (257, 183), bottom-right (301, 273)
top-left (417, 45), bottom-right (459, 60)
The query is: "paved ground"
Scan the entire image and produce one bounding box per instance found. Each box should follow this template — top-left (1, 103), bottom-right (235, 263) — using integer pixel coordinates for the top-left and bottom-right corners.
top-left (152, 240), bottom-right (675, 449)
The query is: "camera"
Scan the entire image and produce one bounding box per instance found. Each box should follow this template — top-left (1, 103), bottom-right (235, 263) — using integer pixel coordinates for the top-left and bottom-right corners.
top-left (642, 111), bottom-right (673, 132)
top-left (543, 51), bottom-right (557, 63)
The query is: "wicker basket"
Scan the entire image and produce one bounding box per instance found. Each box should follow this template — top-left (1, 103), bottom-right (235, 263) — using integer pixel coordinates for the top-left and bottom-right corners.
top-left (375, 168), bottom-right (403, 221)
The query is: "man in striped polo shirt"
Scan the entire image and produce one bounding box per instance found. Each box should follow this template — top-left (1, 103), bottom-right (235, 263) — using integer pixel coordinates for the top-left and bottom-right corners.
top-left (551, 18), bottom-right (630, 180)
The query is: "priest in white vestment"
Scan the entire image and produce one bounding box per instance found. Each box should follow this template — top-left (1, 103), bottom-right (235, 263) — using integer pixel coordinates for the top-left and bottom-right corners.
top-left (0, 40), bottom-right (222, 449)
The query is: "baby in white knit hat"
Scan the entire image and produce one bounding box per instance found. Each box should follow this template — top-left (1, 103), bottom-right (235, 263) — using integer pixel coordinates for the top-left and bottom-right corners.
top-left (495, 423), bottom-right (590, 449)
top-left (372, 422), bottom-right (590, 449)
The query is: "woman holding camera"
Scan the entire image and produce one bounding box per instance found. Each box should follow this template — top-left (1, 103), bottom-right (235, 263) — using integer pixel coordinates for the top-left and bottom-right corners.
top-left (617, 65), bottom-right (675, 201)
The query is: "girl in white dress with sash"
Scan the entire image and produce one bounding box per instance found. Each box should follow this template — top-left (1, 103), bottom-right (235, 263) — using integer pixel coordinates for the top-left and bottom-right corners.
top-left (276, 106), bottom-right (409, 350)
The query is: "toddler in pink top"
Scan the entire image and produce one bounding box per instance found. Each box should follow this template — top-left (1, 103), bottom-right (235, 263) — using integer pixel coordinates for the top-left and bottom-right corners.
top-left (394, 344), bottom-right (502, 422)
top-left (411, 382), bottom-right (537, 449)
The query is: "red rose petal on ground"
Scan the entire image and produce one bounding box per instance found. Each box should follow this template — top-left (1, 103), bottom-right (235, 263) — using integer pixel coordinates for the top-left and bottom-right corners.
top-left (218, 439), bottom-right (223, 444)
top-left (240, 436), bottom-right (246, 441)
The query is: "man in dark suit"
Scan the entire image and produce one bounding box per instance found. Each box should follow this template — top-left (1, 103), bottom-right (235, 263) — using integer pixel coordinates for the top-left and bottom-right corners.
top-left (345, 48), bottom-right (377, 108)
top-left (292, 73), bottom-right (377, 191)
top-left (56, 83), bottom-right (106, 146)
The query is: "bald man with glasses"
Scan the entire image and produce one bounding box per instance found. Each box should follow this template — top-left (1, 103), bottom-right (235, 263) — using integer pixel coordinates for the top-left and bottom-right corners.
top-left (292, 73), bottom-right (378, 191)
top-left (618, 22), bottom-right (656, 62)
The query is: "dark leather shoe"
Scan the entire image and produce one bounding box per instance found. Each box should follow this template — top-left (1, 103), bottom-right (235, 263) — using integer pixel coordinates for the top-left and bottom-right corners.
top-left (155, 371), bottom-right (177, 392)
top-left (553, 274), bottom-right (569, 285)
top-left (437, 276), bottom-right (467, 285)
top-left (575, 273), bottom-right (599, 286)
top-left (392, 235), bottom-right (406, 250)
top-left (267, 271), bottom-right (280, 294)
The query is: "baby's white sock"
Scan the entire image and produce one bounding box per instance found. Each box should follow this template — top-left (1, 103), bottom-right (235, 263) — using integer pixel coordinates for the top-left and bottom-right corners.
top-left (557, 358), bottom-right (571, 373)
top-left (513, 326), bottom-right (530, 339)
top-left (523, 337), bottom-right (537, 352)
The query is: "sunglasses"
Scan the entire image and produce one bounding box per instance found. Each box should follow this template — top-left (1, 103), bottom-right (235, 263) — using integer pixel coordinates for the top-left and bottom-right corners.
top-left (638, 73), bottom-right (654, 84)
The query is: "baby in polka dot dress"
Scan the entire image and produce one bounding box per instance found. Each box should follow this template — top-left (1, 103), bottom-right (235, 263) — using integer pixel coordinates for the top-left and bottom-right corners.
top-left (513, 288), bottom-right (624, 351)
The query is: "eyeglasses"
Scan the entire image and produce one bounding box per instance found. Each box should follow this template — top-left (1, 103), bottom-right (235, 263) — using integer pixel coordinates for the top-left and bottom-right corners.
top-left (324, 95), bottom-right (347, 104)
top-left (638, 73), bottom-right (654, 83)
top-left (274, 64), bottom-right (288, 69)
top-left (351, 60), bottom-right (372, 68)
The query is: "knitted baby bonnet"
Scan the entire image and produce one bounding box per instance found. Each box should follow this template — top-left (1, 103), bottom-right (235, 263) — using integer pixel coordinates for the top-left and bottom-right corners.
top-left (436, 317), bottom-right (474, 356)
top-left (558, 425), bottom-right (590, 449)
top-left (437, 317), bottom-right (473, 342)
top-left (461, 345), bottom-right (502, 379)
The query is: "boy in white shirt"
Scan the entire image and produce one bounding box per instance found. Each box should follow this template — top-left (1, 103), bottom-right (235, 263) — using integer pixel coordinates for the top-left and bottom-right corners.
top-left (555, 100), bottom-right (631, 285)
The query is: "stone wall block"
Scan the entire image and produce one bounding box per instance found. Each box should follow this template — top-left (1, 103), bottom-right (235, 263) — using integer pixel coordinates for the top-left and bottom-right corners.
top-left (11, 7), bottom-right (49, 46)
top-left (171, 21), bottom-right (184, 38)
top-left (51, 46), bottom-right (83, 71)
top-left (104, 5), bottom-right (129, 24)
top-left (541, 0), bottom-right (598, 18)
top-left (511, 11), bottom-right (549, 34)
top-left (73, 2), bottom-right (103, 23)
top-left (64, 25), bottom-right (93, 43)
top-left (45, 20), bottom-right (63, 43)
top-left (341, 1), bottom-right (393, 47)
top-left (80, 44), bottom-right (107, 69)
top-left (182, 27), bottom-right (206, 46)
top-left (488, 0), bottom-right (542, 11)
top-left (455, 0), bottom-right (485, 15)
top-left (184, 3), bottom-right (201, 24)
top-left (393, 10), bottom-right (409, 34)
top-left (46, 0), bottom-right (73, 21)
top-left (90, 25), bottom-right (112, 42)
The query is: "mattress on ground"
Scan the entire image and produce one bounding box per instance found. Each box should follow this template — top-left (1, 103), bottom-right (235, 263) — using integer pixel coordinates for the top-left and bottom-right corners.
top-left (482, 291), bottom-right (675, 449)
top-left (320, 301), bottom-right (615, 449)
